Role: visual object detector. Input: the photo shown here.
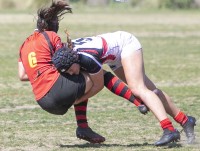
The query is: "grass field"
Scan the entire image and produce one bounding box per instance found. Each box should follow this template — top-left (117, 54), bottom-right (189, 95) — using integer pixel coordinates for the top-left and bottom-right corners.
top-left (0, 8), bottom-right (200, 151)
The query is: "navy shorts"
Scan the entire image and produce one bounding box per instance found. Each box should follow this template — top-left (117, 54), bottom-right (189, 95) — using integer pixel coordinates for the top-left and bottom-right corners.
top-left (37, 73), bottom-right (86, 115)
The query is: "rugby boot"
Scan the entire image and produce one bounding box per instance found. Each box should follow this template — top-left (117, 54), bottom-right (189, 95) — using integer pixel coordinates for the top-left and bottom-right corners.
top-left (182, 116), bottom-right (196, 144)
top-left (76, 127), bottom-right (105, 143)
top-left (154, 129), bottom-right (180, 146)
top-left (138, 104), bottom-right (149, 115)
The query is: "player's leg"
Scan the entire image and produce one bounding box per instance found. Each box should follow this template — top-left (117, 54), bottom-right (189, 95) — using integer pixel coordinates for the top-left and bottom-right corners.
top-left (145, 75), bottom-right (196, 144)
top-left (121, 45), bottom-right (180, 146)
top-left (104, 69), bottom-right (148, 114)
top-left (74, 99), bottom-right (89, 128)
top-left (74, 100), bottom-right (105, 143)
top-left (74, 72), bottom-right (105, 143)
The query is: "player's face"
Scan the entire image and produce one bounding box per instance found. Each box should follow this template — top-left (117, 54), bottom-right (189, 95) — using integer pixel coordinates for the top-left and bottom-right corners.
top-left (66, 63), bottom-right (80, 75)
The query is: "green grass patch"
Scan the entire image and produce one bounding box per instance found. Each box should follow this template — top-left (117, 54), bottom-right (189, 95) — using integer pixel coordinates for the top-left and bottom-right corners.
top-left (0, 10), bottom-right (199, 150)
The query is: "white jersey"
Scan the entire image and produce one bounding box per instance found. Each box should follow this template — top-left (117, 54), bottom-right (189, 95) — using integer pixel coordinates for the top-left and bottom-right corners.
top-left (72, 31), bottom-right (142, 71)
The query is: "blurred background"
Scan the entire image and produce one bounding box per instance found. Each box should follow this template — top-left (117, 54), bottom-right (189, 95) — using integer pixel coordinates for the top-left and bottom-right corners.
top-left (0, 0), bottom-right (200, 12)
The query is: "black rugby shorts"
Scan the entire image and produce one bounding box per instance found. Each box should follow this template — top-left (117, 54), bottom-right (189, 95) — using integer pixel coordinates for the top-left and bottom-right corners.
top-left (37, 73), bottom-right (86, 115)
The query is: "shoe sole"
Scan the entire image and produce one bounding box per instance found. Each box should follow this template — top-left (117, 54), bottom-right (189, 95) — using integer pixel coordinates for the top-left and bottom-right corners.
top-left (155, 133), bottom-right (180, 146)
top-left (77, 134), bottom-right (105, 144)
top-left (186, 117), bottom-right (196, 144)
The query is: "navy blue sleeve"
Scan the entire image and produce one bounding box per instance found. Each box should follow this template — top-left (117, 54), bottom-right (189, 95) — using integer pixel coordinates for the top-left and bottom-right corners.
top-left (79, 53), bottom-right (102, 74)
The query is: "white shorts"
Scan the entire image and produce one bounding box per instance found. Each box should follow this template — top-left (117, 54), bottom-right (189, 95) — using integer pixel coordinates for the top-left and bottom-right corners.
top-left (99, 31), bottom-right (142, 71)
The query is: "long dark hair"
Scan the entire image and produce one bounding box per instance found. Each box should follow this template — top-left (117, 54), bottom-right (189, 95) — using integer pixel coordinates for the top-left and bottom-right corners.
top-left (37, 0), bottom-right (72, 32)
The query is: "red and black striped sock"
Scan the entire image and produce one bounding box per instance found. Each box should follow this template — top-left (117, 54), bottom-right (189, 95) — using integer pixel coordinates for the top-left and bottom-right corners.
top-left (104, 72), bottom-right (143, 107)
top-left (160, 118), bottom-right (175, 131)
top-left (173, 111), bottom-right (188, 126)
top-left (74, 99), bottom-right (88, 128)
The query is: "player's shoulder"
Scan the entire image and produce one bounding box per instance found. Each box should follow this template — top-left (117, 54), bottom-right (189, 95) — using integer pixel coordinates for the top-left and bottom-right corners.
top-left (72, 36), bottom-right (98, 42)
top-left (72, 36), bottom-right (102, 48)
top-left (44, 31), bottom-right (58, 37)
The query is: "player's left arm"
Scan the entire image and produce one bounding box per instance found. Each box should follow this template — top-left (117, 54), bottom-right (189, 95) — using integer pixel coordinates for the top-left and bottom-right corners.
top-left (18, 61), bottom-right (29, 81)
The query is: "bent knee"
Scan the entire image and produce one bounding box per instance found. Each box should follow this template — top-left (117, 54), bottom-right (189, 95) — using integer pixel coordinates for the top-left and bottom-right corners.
top-left (129, 86), bottom-right (147, 98)
top-left (153, 88), bottom-right (161, 95)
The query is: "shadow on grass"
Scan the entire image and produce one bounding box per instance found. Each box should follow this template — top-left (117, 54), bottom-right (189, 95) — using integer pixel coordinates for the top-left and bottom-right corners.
top-left (59, 142), bottom-right (182, 149)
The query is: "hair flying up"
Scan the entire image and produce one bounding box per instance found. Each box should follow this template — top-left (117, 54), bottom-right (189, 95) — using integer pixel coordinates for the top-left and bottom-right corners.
top-left (37, 0), bottom-right (72, 32)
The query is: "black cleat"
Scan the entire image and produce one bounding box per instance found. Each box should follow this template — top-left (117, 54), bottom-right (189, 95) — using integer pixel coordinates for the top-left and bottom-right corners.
top-left (76, 127), bottom-right (105, 144)
top-left (138, 104), bottom-right (149, 115)
top-left (154, 129), bottom-right (180, 146)
top-left (182, 116), bottom-right (196, 144)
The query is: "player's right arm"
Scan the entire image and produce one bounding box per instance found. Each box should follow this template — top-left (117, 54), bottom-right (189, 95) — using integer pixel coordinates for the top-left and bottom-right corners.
top-left (74, 52), bottom-right (104, 104)
top-left (18, 61), bottom-right (29, 81)
top-left (74, 69), bottom-right (104, 104)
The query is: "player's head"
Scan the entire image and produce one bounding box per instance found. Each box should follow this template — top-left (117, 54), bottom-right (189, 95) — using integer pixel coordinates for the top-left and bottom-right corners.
top-left (37, 0), bottom-right (72, 33)
top-left (52, 46), bottom-right (80, 74)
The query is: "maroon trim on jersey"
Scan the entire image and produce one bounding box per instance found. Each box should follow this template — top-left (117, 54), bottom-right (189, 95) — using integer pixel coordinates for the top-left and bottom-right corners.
top-left (80, 49), bottom-right (99, 55)
top-left (100, 37), bottom-right (108, 58)
top-left (101, 55), bottom-right (116, 64)
top-left (99, 37), bottom-right (116, 63)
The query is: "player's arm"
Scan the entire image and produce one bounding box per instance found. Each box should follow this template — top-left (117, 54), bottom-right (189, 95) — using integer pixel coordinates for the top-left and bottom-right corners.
top-left (18, 61), bottom-right (29, 81)
top-left (74, 53), bottom-right (104, 104)
top-left (74, 69), bottom-right (104, 104)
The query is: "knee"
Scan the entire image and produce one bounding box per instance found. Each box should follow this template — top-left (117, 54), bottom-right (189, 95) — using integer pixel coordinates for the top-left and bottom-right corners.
top-left (153, 88), bottom-right (161, 95)
top-left (130, 86), bottom-right (147, 98)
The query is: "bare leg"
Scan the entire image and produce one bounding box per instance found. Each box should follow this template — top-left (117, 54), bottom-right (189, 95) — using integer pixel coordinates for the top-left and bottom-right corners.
top-left (120, 45), bottom-right (181, 145)
top-left (113, 67), bottom-right (127, 82)
top-left (144, 76), bottom-right (196, 144)
top-left (74, 72), bottom-right (105, 143)
top-left (104, 70), bottom-right (148, 114)
top-left (121, 47), bottom-right (167, 121)
top-left (144, 75), bottom-right (179, 117)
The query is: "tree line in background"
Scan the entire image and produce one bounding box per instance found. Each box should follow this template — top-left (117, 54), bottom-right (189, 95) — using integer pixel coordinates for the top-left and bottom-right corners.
top-left (156, 0), bottom-right (200, 8)
top-left (0, 0), bottom-right (200, 10)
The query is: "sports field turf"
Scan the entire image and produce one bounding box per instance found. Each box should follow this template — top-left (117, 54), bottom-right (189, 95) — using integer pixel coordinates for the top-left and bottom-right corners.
top-left (0, 7), bottom-right (199, 151)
